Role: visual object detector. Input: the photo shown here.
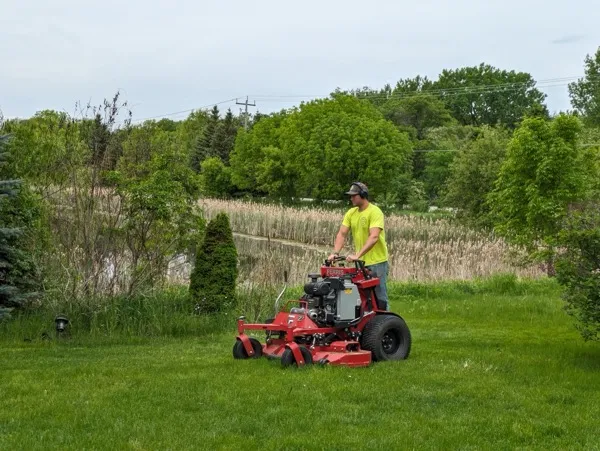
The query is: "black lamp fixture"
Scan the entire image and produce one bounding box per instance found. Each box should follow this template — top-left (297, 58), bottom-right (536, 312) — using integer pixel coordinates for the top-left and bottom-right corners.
top-left (55, 315), bottom-right (69, 336)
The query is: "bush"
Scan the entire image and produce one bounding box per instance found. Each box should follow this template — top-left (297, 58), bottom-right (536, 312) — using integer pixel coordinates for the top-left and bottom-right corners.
top-left (556, 203), bottom-right (600, 341)
top-left (189, 212), bottom-right (238, 313)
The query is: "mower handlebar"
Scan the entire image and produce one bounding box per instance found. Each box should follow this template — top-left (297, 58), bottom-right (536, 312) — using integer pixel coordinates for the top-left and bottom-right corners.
top-left (326, 256), bottom-right (367, 268)
top-left (327, 255), bottom-right (364, 263)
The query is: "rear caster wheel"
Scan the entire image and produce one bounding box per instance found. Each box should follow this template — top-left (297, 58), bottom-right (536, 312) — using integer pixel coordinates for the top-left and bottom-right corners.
top-left (281, 346), bottom-right (313, 368)
top-left (233, 338), bottom-right (263, 359)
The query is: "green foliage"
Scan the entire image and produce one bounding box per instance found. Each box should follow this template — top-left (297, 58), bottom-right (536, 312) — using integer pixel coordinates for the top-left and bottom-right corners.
top-left (176, 110), bottom-right (209, 166)
top-left (394, 75), bottom-right (435, 94)
top-left (230, 95), bottom-right (413, 201)
top-left (568, 46), bottom-right (600, 126)
top-left (1, 111), bottom-right (88, 191)
top-left (421, 150), bottom-right (455, 203)
top-left (200, 157), bottom-right (234, 198)
top-left (406, 179), bottom-right (429, 212)
top-left (489, 114), bottom-right (588, 273)
top-left (333, 85), bottom-right (392, 108)
top-left (556, 204), bottom-right (600, 341)
top-left (191, 106), bottom-right (220, 172)
top-left (579, 126), bottom-right (600, 198)
top-left (0, 135), bottom-right (40, 320)
top-left (117, 123), bottom-right (170, 179)
top-left (211, 109), bottom-right (239, 164)
top-left (110, 137), bottom-right (203, 294)
top-left (189, 213), bottom-right (238, 313)
top-left (418, 125), bottom-right (478, 202)
top-left (190, 107), bottom-right (239, 172)
top-left (255, 145), bottom-right (296, 198)
top-left (380, 95), bottom-right (455, 139)
top-left (78, 108), bottom-right (127, 172)
top-left (229, 112), bottom-right (287, 193)
top-left (445, 126), bottom-right (511, 226)
top-left (1, 95), bottom-right (209, 305)
top-left (432, 63), bottom-right (548, 127)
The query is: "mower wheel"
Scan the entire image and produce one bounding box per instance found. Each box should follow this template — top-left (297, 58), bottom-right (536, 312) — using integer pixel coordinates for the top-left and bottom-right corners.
top-left (281, 346), bottom-right (313, 368)
top-left (233, 338), bottom-right (263, 359)
top-left (360, 315), bottom-right (411, 361)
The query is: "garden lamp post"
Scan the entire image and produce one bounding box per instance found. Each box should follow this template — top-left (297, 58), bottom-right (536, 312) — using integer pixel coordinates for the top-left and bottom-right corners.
top-left (55, 315), bottom-right (69, 338)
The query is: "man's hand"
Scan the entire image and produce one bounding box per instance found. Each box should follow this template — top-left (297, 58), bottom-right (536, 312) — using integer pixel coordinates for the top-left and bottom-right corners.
top-left (327, 253), bottom-right (339, 262)
top-left (346, 254), bottom-right (360, 262)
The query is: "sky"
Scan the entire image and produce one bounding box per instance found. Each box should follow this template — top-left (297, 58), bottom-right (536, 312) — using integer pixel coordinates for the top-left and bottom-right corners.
top-left (2, 0), bottom-right (599, 123)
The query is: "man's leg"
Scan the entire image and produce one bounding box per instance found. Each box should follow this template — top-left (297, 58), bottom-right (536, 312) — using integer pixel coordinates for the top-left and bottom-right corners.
top-left (367, 261), bottom-right (389, 311)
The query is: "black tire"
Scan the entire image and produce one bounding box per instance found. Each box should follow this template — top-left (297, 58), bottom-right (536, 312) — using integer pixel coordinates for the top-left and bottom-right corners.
top-left (233, 337), bottom-right (263, 359)
top-left (360, 315), bottom-right (411, 361)
top-left (281, 346), bottom-right (313, 368)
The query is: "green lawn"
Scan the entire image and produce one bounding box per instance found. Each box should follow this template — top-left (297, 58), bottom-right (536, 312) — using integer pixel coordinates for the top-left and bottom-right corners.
top-left (1, 279), bottom-right (599, 450)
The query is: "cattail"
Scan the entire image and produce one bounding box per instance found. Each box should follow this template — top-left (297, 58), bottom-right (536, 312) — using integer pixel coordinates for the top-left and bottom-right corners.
top-left (199, 198), bottom-right (543, 284)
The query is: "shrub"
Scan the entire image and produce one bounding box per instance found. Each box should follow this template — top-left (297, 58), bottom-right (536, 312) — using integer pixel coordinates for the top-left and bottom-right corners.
top-left (556, 203), bottom-right (600, 341)
top-left (189, 212), bottom-right (238, 313)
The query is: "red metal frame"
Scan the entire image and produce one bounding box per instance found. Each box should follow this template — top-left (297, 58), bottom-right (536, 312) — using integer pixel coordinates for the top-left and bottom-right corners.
top-left (235, 260), bottom-right (386, 367)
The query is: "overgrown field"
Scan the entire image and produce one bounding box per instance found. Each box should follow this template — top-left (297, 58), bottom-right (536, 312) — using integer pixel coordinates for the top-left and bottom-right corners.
top-left (203, 198), bottom-right (543, 285)
top-left (2, 277), bottom-right (599, 450)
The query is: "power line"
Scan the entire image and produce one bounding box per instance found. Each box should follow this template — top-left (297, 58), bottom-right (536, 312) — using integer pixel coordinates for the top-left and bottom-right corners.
top-left (125, 97), bottom-right (241, 125)
top-left (250, 74), bottom-right (600, 103)
top-left (250, 82), bottom-right (571, 106)
top-left (111, 73), bottom-right (599, 127)
top-left (414, 143), bottom-right (600, 152)
top-left (413, 149), bottom-right (460, 152)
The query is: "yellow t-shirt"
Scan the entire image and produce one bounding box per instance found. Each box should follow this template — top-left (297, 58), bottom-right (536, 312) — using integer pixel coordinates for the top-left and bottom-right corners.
top-left (342, 203), bottom-right (388, 266)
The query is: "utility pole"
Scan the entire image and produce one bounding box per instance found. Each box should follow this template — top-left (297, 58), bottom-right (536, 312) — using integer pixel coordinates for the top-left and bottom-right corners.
top-left (236, 96), bottom-right (256, 130)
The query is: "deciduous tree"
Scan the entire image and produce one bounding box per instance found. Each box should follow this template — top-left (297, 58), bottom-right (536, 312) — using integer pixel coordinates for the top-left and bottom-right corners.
top-left (569, 47), bottom-right (600, 126)
top-left (489, 114), bottom-right (587, 275)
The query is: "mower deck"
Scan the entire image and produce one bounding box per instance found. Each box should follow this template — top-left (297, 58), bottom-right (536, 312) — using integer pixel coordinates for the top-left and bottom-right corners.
top-left (236, 311), bottom-right (374, 367)
top-left (262, 338), bottom-right (372, 367)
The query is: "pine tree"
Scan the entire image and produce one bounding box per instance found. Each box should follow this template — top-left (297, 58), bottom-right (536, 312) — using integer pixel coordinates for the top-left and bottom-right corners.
top-left (190, 106), bottom-right (220, 172)
top-left (189, 212), bottom-right (238, 313)
top-left (212, 109), bottom-right (238, 164)
top-left (0, 135), bottom-right (38, 320)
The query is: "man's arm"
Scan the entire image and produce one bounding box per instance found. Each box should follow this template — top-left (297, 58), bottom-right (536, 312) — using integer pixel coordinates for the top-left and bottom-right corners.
top-left (348, 227), bottom-right (381, 261)
top-left (328, 225), bottom-right (350, 261)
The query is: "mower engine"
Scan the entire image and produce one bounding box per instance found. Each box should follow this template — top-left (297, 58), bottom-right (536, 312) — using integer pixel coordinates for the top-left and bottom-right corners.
top-left (303, 274), bottom-right (361, 326)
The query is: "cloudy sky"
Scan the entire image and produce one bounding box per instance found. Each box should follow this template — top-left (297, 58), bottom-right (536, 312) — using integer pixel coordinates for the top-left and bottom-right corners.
top-left (2, 0), bottom-right (599, 122)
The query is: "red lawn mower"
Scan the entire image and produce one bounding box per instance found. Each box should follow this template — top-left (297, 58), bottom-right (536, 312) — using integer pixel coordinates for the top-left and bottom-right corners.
top-left (233, 256), bottom-right (411, 367)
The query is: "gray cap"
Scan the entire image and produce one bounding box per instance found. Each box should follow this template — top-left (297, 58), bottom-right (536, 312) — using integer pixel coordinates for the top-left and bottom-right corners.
top-left (345, 182), bottom-right (368, 196)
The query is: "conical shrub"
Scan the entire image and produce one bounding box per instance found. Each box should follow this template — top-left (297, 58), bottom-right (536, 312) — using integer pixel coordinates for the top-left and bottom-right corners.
top-left (189, 212), bottom-right (238, 313)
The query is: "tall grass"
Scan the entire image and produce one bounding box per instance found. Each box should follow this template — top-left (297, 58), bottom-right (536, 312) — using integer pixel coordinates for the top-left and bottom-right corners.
top-left (0, 286), bottom-right (231, 342)
top-left (202, 198), bottom-right (489, 245)
top-left (0, 283), bottom-right (300, 341)
top-left (202, 198), bottom-right (543, 284)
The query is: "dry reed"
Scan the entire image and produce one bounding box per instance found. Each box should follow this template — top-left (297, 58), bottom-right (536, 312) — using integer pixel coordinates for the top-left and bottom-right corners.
top-left (201, 198), bottom-right (543, 284)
